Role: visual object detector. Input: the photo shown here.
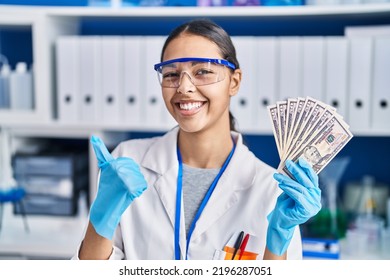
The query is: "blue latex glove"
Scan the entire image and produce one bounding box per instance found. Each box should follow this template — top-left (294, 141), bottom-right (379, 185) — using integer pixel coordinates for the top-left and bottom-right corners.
top-left (266, 158), bottom-right (322, 256)
top-left (89, 135), bottom-right (147, 240)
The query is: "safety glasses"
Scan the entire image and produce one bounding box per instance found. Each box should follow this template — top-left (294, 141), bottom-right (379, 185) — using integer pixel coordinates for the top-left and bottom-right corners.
top-left (154, 57), bottom-right (236, 88)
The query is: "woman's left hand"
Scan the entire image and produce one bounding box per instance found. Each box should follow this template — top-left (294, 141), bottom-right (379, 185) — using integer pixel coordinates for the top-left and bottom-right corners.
top-left (266, 158), bottom-right (322, 256)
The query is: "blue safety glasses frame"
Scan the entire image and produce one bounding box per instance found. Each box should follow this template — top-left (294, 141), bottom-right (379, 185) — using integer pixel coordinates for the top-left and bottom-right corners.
top-left (154, 57), bottom-right (237, 88)
top-left (154, 57), bottom-right (236, 71)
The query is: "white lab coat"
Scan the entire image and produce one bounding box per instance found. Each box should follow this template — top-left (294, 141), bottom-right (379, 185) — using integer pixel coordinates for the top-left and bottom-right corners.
top-left (74, 126), bottom-right (302, 260)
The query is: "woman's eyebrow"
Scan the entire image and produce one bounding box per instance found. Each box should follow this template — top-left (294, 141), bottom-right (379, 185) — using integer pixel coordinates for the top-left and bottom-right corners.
top-left (191, 61), bottom-right (210, 66)
top-left (162, 63), bottom-right (177, 69)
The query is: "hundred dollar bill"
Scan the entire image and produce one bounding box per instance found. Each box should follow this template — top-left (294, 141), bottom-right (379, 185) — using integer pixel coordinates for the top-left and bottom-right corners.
top-left (283, 98), bottom-right (298, 159)
top-left (283, 98), bottom-right (305, 152)
top-left (281, 99), bottom-right (328, 163)
top-left (284, 97), bottom-right (316, 160)
top-left (267, 104), bottom-right (282, 158)
top-left (279, 114), bottom-right (353, 177)
top-left (286, 106), bottom-right (336, 162)
top-left (277, 101), bottom-right (288, 156)
top-left (298, 100), bottom-right (328, 140)
top-left (295, 109), bottom-right (347, 154)
top-left (298, 104), bottom-right (342, 149)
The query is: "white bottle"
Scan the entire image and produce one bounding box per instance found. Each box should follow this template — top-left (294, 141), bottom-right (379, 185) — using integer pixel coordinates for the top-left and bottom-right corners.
top-left (0, 63), bottom-right (11, 109)
top-left (9, 62), bottom-right (34, 110)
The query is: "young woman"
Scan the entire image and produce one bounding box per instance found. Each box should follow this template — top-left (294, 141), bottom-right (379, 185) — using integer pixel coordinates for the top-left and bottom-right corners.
top-left (75, 18), bottom-right (321, 260)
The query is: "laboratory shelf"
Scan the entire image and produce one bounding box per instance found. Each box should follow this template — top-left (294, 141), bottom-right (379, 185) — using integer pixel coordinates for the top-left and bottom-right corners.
top-left (1, 3), bottom-right (390, 132)
top-left (0, 3), bottom-right (390, 260)
top-left (1, 3), bottom-right (390, 17)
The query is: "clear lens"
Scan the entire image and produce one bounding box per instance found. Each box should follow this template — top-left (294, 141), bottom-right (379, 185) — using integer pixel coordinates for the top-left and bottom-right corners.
top-left (156, 61), bottom-right (227, 88)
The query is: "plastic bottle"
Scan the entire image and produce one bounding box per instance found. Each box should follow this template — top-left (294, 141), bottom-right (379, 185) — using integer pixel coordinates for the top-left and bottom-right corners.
top-left (0, 63), bottom-right (11, 109)
top-left (9, 62), bottom-right (34, 110)
top-left (387, 197), bottom-right (390, 228)
top-left (354, 181), bottom-right (385, 256)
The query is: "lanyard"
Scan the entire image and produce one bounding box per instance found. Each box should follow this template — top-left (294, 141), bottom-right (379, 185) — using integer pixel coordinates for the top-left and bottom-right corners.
top-left (175, 140), bottom-right (236, 260)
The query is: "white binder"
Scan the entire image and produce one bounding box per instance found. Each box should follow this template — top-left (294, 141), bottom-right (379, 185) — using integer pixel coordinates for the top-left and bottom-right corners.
top-left (345, 25), bottom-right (390, 37)
top-left (100, 36), bottom-right (124, 125)
top-left (143, 36), bottom-right (176, 131)
top-left (278, 37), bottom-right (302, 101)
top-left (123, 36), bottom-right (142, 127)
top-left (231, 36), bottom-right (257, 133)
top-left (324, 37), bottom-right (348, 119)
top-left (302, 37), bottom-right (325, 102)
top-left (348, 37), bottom-right (373, 131)
top-left (255, 37), bottom-right (278, 133)
top-left (372, 36), bottom-right (390, 130)
top-left (79, 36), bottom-right (101, 123)
top-left (56, 36), bottom-right (80, 123)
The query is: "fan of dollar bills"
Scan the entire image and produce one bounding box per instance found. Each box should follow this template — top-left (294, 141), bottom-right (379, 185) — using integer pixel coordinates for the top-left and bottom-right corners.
top-left (267, 96), bottom-right (353, 179)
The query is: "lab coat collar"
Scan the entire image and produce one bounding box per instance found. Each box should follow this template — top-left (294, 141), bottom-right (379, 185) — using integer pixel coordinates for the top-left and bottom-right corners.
top-left (141, 126), bottom-right (257, 258)
top-left (141, 126), bottom-right (185, 257)
top-left (142, 126), bottom-right (179, 176)
top-left (141, 125), bottom-right (180, 229)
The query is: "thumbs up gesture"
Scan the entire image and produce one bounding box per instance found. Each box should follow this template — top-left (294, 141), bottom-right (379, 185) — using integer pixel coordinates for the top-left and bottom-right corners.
top-left (89, 135), bottom-right (147, 240)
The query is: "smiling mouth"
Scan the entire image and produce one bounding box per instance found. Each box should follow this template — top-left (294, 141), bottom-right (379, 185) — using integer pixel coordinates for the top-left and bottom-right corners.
top-left (177, 101), bottom-right (205, 111)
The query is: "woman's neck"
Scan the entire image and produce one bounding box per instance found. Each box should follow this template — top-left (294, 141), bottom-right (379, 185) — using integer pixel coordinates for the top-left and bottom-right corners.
top-left (178, 128), bottom-right (234, 169)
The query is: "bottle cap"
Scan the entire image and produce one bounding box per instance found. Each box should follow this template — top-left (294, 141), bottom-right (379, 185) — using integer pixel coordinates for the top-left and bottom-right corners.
top-left (15, 62), bottom-right (28, 73)
top-left (0, 63), bottom-right (11, 75)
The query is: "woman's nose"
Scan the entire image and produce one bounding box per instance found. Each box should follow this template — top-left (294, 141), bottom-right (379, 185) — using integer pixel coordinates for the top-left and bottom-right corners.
top-left (176, 71), bottom-right (196, 93)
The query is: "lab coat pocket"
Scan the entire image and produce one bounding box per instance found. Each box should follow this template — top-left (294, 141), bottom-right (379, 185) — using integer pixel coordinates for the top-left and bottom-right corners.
top-left (222, 231), bottom-right (260, 260)
top-left (212, 249), bottom-right (227, 260)
top-left (223, 246), bottom-right (259, 260)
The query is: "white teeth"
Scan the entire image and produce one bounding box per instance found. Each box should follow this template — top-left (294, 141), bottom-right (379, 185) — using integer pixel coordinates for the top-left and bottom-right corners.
top-left (179, 102), bottom-right (202, 110)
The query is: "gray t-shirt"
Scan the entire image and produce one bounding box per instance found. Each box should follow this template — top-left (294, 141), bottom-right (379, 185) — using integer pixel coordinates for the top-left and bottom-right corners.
top-left (182, 164), bottom-right (220, 236)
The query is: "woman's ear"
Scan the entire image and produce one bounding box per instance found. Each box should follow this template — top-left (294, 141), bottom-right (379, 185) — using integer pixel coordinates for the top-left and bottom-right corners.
top-left (229, 69), bottom-right (242, 97)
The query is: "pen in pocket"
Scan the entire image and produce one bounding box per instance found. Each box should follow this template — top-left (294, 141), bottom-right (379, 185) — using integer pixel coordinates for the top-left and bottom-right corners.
top-left (231, 231), bottom-right (244, 260)
top-left (238, 233), bottom-right (250, 260)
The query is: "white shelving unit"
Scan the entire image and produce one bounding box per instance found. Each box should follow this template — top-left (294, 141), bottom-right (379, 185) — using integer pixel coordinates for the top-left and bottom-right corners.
top-left (0, 7), bottom-right (79, 126)
top-left (0, 4), bottom-right (390, 259)
top-left (1, 4), bottom-right (390, 133)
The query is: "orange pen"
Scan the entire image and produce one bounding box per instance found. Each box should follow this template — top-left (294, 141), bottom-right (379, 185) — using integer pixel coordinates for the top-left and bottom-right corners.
top-left (238, 233), bottom-right (250, 260)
